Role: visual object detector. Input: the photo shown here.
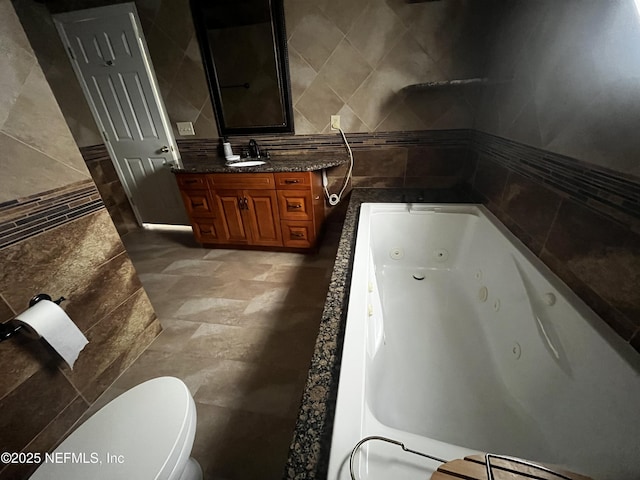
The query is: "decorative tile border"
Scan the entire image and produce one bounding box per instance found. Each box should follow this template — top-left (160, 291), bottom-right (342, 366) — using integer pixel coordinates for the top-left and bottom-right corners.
top-left (0, 180), bottom-right (104, 249)
top-left (471, 131), bottom-right (640, 225)
top-left (79, 143), bottom-right (110, 163)
top-left (176, 130), bottom-right (471, 156)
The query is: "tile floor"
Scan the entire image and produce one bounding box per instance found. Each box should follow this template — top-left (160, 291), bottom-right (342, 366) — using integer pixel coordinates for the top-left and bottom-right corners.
top-left (91, 226), bottom-right (340, 480)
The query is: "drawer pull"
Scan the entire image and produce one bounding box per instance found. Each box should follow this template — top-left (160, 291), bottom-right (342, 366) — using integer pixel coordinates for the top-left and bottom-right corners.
top-left (284, 179), bottom-right (300, 184)
top-left (287, 203), bottom-right (302, 209)
top-left (290, 232), bottom-right (305, 238)
top-left (192, 201), bottom-right (205, 207)
top-left (184, 179), bottom-right (199, 184)
top-left (201, 228), bottom-right (212, 234)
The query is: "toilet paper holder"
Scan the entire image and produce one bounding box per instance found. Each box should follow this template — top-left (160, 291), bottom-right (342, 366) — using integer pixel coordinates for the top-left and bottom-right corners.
top-left (0, 293), bottom-right (66, 343)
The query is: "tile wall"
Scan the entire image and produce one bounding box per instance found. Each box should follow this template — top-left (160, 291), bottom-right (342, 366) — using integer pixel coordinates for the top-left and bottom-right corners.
top-left (469, 132), bottom-right (640, 353)
top-left (79, 144), bottom-right (138, 237)
top-left (470, 0), bottom-right (640, 352)
top-left (0, 4), bottom-right (161, 478)
top-left (477, 0), bottom-right (640, 177)
top-left (17, 0), bottom-right (499, 145)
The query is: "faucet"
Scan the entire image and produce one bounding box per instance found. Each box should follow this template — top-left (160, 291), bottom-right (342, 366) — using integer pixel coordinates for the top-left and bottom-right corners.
top-left (248, 139), bottom-right (261, 158)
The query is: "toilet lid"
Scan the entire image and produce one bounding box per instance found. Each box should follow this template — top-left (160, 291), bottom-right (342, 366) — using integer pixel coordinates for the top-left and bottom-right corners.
top-left (30, 377), bottom-right (196, 480)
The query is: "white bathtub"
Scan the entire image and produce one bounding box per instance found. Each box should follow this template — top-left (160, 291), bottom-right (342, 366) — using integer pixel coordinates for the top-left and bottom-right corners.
top-left (328, 203), bottom-right (640, 480)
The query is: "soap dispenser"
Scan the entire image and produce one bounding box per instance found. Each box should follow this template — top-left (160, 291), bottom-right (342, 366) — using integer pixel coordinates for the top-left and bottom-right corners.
top-left (222, 137), bottom-right (233, 159)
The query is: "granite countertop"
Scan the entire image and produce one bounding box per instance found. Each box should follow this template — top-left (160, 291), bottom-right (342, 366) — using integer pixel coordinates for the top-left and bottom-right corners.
top-left (284, 187), bottom-right (470, 480)
top-left (174, 152), bottom-right (348, 174)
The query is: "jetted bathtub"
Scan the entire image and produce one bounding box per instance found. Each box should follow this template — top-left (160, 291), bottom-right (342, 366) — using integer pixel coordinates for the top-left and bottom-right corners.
top-left (328, 203), bottom-right (640, 480)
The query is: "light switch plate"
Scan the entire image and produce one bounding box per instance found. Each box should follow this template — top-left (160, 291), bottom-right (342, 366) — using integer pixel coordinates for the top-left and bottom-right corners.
top-left (177, 121), bottom-right (195, 136)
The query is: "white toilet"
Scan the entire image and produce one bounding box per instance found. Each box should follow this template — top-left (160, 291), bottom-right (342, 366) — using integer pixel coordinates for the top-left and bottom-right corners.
top-left (30, 376), bottom-right (202, 480)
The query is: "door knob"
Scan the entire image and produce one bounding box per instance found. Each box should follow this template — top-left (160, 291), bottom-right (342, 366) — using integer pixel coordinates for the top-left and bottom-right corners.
top-left (160, 146), bottom-right (170, 153)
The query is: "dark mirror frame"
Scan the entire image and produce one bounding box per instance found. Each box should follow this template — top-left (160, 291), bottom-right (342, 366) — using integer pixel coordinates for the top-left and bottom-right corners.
top-left (190, 0), bottom-right (295, 136)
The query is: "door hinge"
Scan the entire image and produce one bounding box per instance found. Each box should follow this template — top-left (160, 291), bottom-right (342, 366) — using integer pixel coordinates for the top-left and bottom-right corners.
top-left (67, 46), bottom-right (75, 60)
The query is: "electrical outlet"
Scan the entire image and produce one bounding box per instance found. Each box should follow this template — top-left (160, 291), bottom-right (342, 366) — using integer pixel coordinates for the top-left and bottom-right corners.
top-left (177, 121), bottom-right (195, 136)
top-left (330, 115), bottom-right (340, 130)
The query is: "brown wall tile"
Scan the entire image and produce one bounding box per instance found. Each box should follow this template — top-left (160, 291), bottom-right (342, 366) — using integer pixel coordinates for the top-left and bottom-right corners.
top-left (0, 396), bottom-right (89, 480)
top-left (472, 156), bottom-right (509, 205)
top-left (351, 177), bottom-right (404, 188)
top-left (63, 251), bottom-right (143, 332)
top-left (544, 200), bottom-right (640, 329)
top-left (406, 147), bottom-right (469, 177)
top-left (64, 288), bottom-right (157, 401)
top-left (0, 296), bottom-right (14, 323)
top-left (352, 148), bottom-right (407, 177)
top-left (500, 172), bottom-right (562, 253)
top-left (0, 210), bottom-right (125, 313)
top-left (0, 368), bottom-right (77, 453)
top-left (539, 249), bottom-right (638, 341)
top-left (82, 316), bottom-right (162, 403)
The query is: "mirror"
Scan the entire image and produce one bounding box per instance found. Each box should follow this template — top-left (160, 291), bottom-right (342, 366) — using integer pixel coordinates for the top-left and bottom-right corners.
top-left (191, 0), bottom-right (294, 135)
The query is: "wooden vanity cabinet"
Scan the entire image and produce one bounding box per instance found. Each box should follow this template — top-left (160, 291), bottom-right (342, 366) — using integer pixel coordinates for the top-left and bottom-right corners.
top-left (175, 171), bottom-right (324, 251)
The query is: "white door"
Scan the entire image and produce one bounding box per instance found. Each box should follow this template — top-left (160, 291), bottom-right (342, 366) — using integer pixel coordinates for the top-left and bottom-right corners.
top-left (54, 3), bottom-right (188, 225)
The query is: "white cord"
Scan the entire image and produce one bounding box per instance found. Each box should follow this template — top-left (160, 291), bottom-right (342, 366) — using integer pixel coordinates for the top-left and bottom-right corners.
top-left (323, 127), bottom-right (353, 206)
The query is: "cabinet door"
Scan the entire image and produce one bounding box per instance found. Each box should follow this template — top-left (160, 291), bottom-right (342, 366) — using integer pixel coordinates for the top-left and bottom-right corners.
top-left (243, 190), bottom-right (282, 247)
top-left (277, 189), bottom-right (313, 221)
top-left (214, 189), bottom-right (249, 243)
top-left (192, 217), bottom-right (223, 243)
top-left (281, 220), bottom-right (315, 249)
top-left (180, 190), bottom-right (216, 218)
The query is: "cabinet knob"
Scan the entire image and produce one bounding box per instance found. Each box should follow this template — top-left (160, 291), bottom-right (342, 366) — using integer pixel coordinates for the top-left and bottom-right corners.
top-left (237, 197), bottom-right (249, 210)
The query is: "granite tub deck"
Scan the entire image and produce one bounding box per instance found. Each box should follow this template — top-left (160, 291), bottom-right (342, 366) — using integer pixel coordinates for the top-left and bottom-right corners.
top-left (175, 152), bottom-right (348, 173)
top-left (284, 187), bottom-right (470, 480)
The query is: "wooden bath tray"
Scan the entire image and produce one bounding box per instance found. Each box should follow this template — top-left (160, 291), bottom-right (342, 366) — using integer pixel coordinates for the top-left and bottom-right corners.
top-left (431, 454), bottom-right (593, 480)
top-left (349, 436), bottom-right (593, 480)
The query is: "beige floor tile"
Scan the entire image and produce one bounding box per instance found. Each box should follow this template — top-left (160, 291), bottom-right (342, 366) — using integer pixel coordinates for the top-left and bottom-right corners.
top-left (107, 226), bottom-right (341, 479)
top-left (161, 258), bottom-right (224, 276)
top-left (193, 404), bottom-right (297, 480)
top-left (107, 349), bottom-right (224, 396)
top-left (147, 318), bottom-right (202, 353)
top-left (193, 359), bottom-right (302, 418)
top-left (173, 297), bottom-right (248, 324)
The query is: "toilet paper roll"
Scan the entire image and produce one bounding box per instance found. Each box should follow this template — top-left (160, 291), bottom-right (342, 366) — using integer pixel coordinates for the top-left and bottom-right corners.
top-left (15, 300), bottom-right (88, 369)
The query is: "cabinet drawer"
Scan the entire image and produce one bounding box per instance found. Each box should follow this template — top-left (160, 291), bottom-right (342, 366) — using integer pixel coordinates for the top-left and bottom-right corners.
top-left (192, 218), bottom-right (223, 243)
top-left (277, 190), bottom-right (312, 221)
top-left (211, 173), bottom-right (274, 189)
top-left (176, 173), bottom-right (208, 189)
top-left (281, 220), bottom-right (315, 249)
top-left (274, 172), bottom-right (312, 189)
top-left (180, 190), bottom-right (216, 217)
